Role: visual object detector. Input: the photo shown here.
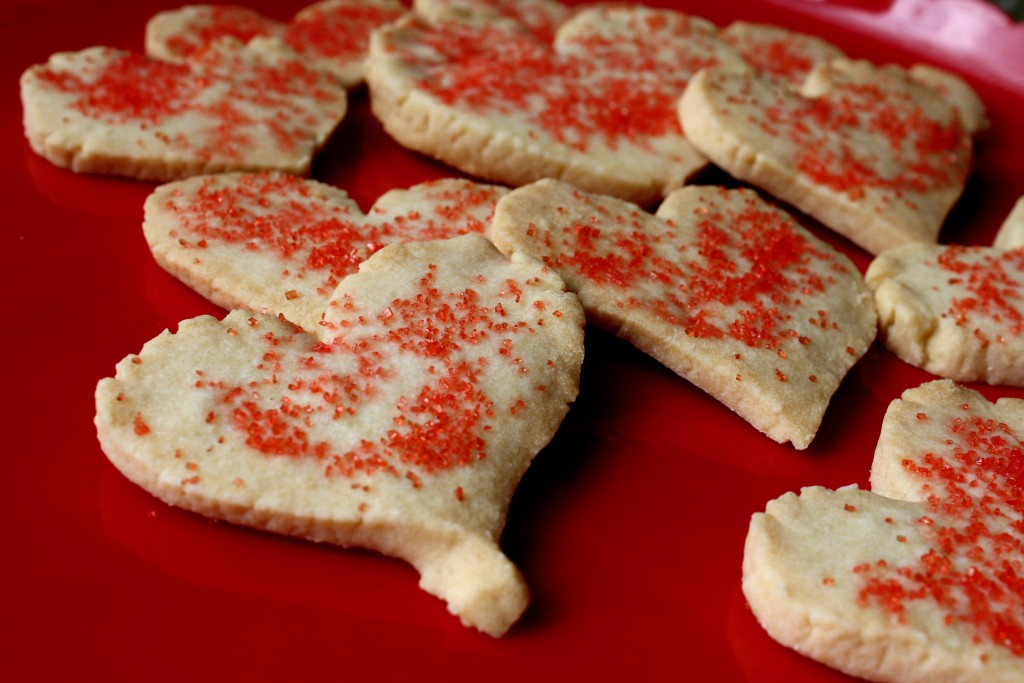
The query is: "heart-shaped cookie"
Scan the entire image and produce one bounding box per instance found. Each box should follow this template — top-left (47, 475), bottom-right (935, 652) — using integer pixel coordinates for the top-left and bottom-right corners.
top-left (146, 0), bottom-right (407, 87)
top-left (744, 380), bottom-right (1024, 682)
top-left (866, 241), bottom-right (1024, 386)
top-left (491, 178), bottom-right (876, 449)
top-left (680, 59), bottom-right (973, 255)
top-left (366, 5), bottom-right (747, 204)
top-left (144, 172), bottom-right (507, 331)
top-left (20, 40), bottom-right (347, 180)
top-left (94, 234), bottom-right (586, 637)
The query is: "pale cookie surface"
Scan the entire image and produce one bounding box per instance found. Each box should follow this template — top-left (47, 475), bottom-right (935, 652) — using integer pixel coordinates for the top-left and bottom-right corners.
top-left (143, 172), bottom-right (507, 331)
top-left (366, 5), bottom-right (746, 205)
top-left (993, 196), bottom-right (1024, 250)
top-left (491, 179), bottom-right (876, 449)
top-left (713, 22), bottom-right (987, 130)
top-left (284, 0), bottom-right (407, 86)
top-left (94, 234), bottom-right (586, 637)
top-left (413, 0), bottom-right (573, 41)
top-left (719, 21), bottom-right (845, 86)
top-left (146, 1), bottom-right (406, 87)
top-left (744, 380), bottom-right (1024, 682)
top-left (20, 42), bottom-right (347, 180)
top-left (145, 5), bottom-right (285, 63)
top-left (680, 59), bottom-right (972, 255)
top-left (908, 63), bottom-right (989, 136)
top-left (865, 242), bottom-right (1024, 386)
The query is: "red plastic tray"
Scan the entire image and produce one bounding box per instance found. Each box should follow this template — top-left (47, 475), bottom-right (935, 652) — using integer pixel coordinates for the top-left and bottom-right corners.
top-left (3, 1), bottom-right (1023, 680)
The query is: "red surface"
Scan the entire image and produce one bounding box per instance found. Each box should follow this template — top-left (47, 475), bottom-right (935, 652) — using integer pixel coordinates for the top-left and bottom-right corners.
top-left (3, 1), bottom-right (1023, 680)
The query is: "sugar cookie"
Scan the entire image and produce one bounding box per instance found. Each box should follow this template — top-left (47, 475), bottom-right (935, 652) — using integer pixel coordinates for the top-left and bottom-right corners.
top-left (680, 59), bottom-right (972, 255)
top-left (367, 5), bottom-right (746, 204)
top-left (865, 241), bottom-right (1024, 386)
top-left (95, 234), bottom-right (586, 637)
top-left (144, 172), bottom-right (507, 331)
top-left (20, 42), bottom-right (347, 180)
top-left (491, 179), bottom-right (876, 448)
top-left (744, 380), bottom-right (1024, 682)
top-left (146, 1), bottom-right (406, 87)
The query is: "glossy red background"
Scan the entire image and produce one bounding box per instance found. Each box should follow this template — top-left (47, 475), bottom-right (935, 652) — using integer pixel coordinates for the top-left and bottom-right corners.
top-left (3, 1), bottom-right (1023, 680)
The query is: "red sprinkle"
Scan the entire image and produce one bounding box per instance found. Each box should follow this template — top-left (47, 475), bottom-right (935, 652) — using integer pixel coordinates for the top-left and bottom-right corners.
top-left (199, 266), bottom-right (544, 489)
top-left (722, 29), bottom-right (831, 85)
top-left (33, 45), bottom-right (344, 159)
top-left (934, 246), bottom-right (1024, 343)
top-left (704, 67), bottom-right (969, 205)
top-left (133, 412), bottom-right (151, 436)
top-left (163, 174), bottom-right (501, 299)
top-left (284, 2), bottom-right (404, 62)
top-left (538, 190), bottom-right (842, 358)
